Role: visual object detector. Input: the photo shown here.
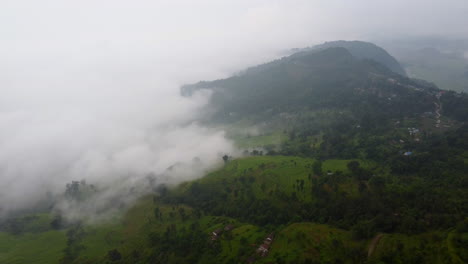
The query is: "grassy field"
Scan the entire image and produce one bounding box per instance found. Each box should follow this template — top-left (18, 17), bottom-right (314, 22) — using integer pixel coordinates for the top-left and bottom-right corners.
top-left (371, 231), bottom-right (459, 264)
top-left (185, 156), bottom-right (361, 204)
top-left (231, 131), bottom-right (286, 149)
top-left (0, 230), bottom-right (66, 264)
top-left (259, 222), bottom-right (366, 264)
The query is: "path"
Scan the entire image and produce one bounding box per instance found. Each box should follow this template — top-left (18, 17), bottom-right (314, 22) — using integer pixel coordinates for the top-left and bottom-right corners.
top-left (367, 233), bottom-right (383, 258)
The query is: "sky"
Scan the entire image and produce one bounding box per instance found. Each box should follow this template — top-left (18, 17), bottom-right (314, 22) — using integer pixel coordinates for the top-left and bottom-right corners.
top-left (1, 0), bottom-right (467, 218)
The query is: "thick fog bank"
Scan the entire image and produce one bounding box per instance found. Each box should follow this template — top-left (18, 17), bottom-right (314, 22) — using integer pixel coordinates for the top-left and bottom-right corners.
top-left (0, 70), bottom-right (236, 219)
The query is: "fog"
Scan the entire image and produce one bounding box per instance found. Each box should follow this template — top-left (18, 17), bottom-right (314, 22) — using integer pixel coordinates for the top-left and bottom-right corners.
top-left (1, 0), bottom-right (467, 219)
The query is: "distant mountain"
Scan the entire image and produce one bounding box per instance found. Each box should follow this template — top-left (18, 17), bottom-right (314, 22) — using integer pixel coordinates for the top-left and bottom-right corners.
top-left (377, 37), bottom-right (468, 92)
top-left (182, 44), bottom-right (434, 122)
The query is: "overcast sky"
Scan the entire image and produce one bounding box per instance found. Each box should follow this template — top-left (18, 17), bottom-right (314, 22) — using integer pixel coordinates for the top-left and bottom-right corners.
top-left (0, 0), bottom-right (467, 217)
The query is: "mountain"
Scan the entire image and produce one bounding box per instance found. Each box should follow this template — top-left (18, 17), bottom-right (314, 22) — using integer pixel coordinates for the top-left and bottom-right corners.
top-left (182, 45), bottom-right (432, 123)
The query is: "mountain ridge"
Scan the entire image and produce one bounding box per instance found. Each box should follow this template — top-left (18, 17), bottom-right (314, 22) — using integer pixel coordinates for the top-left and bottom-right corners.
top-left (182, 42), bottom-right (435, 123)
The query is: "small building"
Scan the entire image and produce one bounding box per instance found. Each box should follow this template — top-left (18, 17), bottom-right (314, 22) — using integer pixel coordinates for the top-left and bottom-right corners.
top-left (224, 224), bottom-right (234, 231)
top-left (256, 244), bottom-right (270, 257)
top-left (211, 228), bottom-right (223, 240)
top-left (256, 232), bottom-right (275, 257)
top-left (265, 233), bottom-right (274, 243)
top-left (408, 128), bottom-right (420, 136)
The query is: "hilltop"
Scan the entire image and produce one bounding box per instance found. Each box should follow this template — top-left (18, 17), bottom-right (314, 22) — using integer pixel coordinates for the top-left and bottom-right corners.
top-left (311, 40), bottom-right (407, 76)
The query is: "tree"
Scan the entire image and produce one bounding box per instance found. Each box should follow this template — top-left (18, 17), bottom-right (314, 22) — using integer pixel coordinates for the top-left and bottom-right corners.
top-left (50, 214), bottom-right (64, 229)
top-left (222, 155), bottom-right (229, 164)
top-left (312, 160), bottom-right (322, 176)
top-left (178, 207), bottom-right (187, 221)
top-left (369, 175), bottom-right (386, 192)
top-left (351, 220), bottom-right (375, 239)
top-left (154, 207), bottom-right (162, 220)
top-left (108, 249), bottom-right (122, 261)
top-left (347, 161), bottom-right (361, 174)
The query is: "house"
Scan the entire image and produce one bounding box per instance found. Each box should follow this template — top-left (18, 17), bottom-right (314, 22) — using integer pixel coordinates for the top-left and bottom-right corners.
top-left (408, 128), bottom-right (420, 136)
top-left (256, 243), bottom-right (270, 257)
top-left (224, 224), bottom-right (234, 231)
top-left (211, 228), bottom-right (223, 240)
top-left (256, 232), bottom-right (275, 257)
top-left (265, 233), bottom-right (274, 244)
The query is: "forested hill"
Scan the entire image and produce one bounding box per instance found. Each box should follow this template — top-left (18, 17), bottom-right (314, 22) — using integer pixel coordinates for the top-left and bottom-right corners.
top-left (181, 44), bottom-right (435, 123)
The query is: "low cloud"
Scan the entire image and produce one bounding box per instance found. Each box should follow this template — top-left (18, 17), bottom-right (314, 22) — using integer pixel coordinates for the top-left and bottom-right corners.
top-left (0, 77), bottom-right (235, 219)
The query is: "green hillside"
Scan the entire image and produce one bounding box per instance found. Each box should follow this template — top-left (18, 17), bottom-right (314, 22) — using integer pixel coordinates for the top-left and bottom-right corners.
top-left (182, 46), bottom-right (437, 125)
top-left (1, 156), bottom-right (466, 264)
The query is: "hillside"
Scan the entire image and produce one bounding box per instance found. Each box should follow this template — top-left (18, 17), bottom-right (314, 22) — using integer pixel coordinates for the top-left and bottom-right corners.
top-left (182, 45), bottom-right (433, 123)
top-left (182, 43), bottom-right (467, 161)
top-left (1, 156), bottom-right (466, 264)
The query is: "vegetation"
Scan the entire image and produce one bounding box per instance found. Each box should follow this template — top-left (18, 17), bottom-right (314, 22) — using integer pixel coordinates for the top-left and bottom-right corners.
top-left (1, 155), bottom-right (466, 263)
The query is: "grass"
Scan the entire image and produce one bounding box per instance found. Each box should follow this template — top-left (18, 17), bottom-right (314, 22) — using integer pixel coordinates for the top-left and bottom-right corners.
top-left (259, 222), bottom-right (366, 264)
top-left (221, 118), bottom-right (287, 149)
top-left (78, 224), bottom-right (124, 261)
top-left (189, 156), bottom-right (363, 204)
top-left (0, 230), bottom-right (66, 264)
top-left (447, 230), bottom-right (467, 264)
top-left (371, 231), bottom-right (454, 264)
top-left (232, 131), bottom-right (286, 148)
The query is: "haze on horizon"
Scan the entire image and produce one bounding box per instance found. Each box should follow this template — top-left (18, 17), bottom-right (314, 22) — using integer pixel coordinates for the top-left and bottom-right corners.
top-left (1, 0), bottom-right (467, 218)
